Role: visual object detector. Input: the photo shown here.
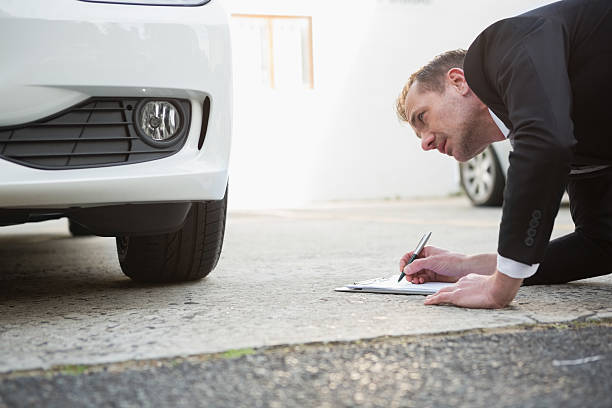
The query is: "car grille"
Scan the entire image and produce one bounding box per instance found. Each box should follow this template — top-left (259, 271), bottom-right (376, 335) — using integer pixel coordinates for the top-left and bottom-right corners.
top-left (0, 98), bottom-right (190, 170)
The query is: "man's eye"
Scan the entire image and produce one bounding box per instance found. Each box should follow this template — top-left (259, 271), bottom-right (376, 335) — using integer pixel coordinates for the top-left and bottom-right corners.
top-left (418, 113), bottom-right (424, 123)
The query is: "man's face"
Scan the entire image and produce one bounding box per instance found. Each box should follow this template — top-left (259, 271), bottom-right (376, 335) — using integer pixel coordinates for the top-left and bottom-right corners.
top-left (403, 81), bottom-right (486, 162)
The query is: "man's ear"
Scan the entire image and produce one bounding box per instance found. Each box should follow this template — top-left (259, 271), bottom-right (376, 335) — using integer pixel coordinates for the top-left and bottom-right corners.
top-left (446, 68), bottom-right (469, 95)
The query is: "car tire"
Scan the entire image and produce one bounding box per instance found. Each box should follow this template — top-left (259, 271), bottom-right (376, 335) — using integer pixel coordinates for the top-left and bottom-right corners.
top-left (459, 146), bottom-right (505, 207)
top-left (116, 188), bottom-right (228, 283)
top-left (68, 219), bottom-right (94, 237)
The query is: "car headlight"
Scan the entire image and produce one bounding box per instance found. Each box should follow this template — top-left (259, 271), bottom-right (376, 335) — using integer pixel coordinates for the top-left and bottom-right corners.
top-left (78, 0), bottom-right (211, 6)
top-left (135, 100), bottom-right (185, 146)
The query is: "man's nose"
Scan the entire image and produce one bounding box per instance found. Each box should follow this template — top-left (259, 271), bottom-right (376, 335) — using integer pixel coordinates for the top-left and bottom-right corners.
top-left (421, 133), bottom-right (436, 151)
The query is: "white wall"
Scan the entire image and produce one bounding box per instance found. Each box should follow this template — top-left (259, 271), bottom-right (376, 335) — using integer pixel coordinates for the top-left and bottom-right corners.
top-left (225, 0), bottom-right (555, 209)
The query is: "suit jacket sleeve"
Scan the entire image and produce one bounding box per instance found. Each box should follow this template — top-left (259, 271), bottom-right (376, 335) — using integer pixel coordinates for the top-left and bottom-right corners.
top-left (472, 16), bottom-right (576, 265)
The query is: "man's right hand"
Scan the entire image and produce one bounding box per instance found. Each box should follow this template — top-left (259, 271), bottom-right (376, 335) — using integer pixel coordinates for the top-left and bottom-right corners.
top-left (399, 246), bottom-right (497, 284)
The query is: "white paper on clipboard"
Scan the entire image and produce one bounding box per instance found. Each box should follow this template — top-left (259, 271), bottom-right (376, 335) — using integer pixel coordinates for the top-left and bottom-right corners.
top-left (335, 275), bottom-right (453, 295)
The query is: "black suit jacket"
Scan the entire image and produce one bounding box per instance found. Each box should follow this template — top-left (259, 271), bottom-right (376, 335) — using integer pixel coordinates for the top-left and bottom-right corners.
top-left (464, 0), bottom-right (612, 265)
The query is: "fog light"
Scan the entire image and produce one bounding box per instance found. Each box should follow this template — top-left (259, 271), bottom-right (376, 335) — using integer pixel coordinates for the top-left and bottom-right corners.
top-left (138, 101), bottom-right (181, 141)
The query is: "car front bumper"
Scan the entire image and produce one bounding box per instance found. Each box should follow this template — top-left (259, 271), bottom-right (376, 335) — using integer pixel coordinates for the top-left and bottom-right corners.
top-left (0, 0), bottom-right (232, 208)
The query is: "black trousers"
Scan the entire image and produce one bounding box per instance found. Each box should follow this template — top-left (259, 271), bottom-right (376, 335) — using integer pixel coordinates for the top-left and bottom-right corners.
top-left (523, 166), bottom-right (612, 285)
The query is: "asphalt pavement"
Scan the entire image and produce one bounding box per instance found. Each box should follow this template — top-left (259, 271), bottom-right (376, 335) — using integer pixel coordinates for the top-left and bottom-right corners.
top-left (0, 197), bottom-right (611, 406)
top-left (1, 321), bottom-right (610, 408)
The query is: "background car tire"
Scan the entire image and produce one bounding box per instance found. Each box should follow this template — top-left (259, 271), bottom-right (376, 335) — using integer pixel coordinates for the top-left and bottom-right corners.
top-left (68, 219), bottom-right (94, 237)
top-left (459, 146), bottom-right (505, 207)
top-left (116, 188), bottom-right (227, 283)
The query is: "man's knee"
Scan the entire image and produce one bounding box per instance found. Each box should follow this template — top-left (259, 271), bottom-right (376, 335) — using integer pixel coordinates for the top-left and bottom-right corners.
top-left (523, 230), bottom-right (612, 286)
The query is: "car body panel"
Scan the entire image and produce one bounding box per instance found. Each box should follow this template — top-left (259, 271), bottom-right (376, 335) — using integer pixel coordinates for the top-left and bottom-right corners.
top-left (490, 139), bottom-right (511, 177)
top-left (0, 0), bottom-right (232, 208)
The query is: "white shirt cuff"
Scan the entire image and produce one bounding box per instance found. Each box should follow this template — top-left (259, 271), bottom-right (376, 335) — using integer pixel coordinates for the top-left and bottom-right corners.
top-left (497, 254), bottom-right (539, 279)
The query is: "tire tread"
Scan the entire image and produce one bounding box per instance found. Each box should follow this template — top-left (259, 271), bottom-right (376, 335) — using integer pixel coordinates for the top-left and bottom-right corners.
top-left (116, 187), bottom-right (228, 283)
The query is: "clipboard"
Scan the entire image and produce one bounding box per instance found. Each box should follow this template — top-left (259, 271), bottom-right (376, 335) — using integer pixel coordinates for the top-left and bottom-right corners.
top-left (335, 275), bottom-right (453, 295)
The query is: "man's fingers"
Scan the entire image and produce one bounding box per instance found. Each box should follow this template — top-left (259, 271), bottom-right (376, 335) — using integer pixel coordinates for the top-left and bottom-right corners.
top-left (409, 271), bottom-right (443, 284)
top-left (399, 252), bottom-right (416, 267)
top-left (399, 252), bottom-right (414, 271)
top-left (403, 258), bottom-right (428, 275)
top-left (399, 246), bottom-right (452, 273)
top-left (434, 284), bottom-right (457, 294)
top-left (423, 284), bottom-right (458, 305)
top-left (424, 290), bottom-right (455, 305)
top-left (408, 272), bottom-right (427, 284)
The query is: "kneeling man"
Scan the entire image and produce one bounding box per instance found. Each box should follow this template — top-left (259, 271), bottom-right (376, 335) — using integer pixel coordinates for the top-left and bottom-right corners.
top-left (396, 0), bottom-right (612, 309)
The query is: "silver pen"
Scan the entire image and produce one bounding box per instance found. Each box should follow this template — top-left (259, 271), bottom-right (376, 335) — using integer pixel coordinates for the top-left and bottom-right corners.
top-left (398, 232), bottom-right (432, 282)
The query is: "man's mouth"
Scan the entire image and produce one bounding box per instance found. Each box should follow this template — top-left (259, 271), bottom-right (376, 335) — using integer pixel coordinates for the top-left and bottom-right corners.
top-left (438, 139), bottom-right (447, 155)
top-left (442, 140), bottom-right (453, 156)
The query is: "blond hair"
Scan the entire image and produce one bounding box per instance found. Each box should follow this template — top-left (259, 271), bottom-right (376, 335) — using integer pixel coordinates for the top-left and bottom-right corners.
top-left (396, 49), bottom-right (467, 122)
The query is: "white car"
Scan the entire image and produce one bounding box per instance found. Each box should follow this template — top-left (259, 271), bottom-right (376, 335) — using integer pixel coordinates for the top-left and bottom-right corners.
top-left (459, 140), bottom-right (569, 207)
top-left (0, 0), bottom-right (232, 282)
top-left (459, 141), bottom-right (511, 207)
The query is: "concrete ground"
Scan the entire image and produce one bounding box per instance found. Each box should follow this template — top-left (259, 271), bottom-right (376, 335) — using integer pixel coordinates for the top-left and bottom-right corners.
top-left (1, 197), bottom-right (610, 376)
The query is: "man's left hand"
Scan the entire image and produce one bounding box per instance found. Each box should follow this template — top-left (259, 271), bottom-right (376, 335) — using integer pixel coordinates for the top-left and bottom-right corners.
top-left (423, 270), bottom-right (522, 309)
